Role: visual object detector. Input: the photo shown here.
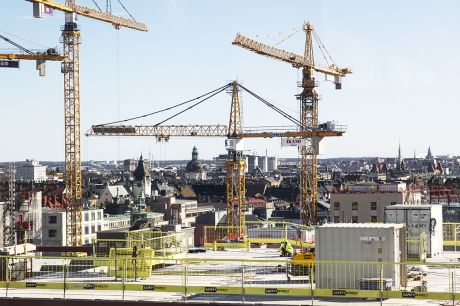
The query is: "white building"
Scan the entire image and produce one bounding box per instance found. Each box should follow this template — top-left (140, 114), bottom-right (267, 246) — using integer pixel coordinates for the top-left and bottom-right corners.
top-left (42, 208), bottom-right (106, 246)
top-left (16, 159), bottom-right (47, 181)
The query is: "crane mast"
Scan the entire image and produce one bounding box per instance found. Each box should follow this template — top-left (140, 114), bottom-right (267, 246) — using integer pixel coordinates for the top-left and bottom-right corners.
top-left (27, 0), bottom-right (148, 246)
top-left (226, 81), bottom-right (246, 238)
top-left (299, 22), bottom-right (318, 224)
top-left (62, 2), bottom-right (82, 246)
top-left (4, 163), bottom-right (17, 248)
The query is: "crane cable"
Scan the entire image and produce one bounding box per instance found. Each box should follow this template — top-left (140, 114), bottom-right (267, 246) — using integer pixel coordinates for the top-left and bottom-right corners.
top-left (91, 0), bottom-right (103, 11)
top-left (0, 34), bottom-right (33, 55)
top-left (313, 30), bottom-right (336, 68)
top-left (273, 26), bottom-right (302, 47)
top-left (117, 0), bottom-right (136, 21)
top-left (0, 29), bottom-right (47, 49)
top-left (95, 83), bottom-right (232, 126)
top-left (238, 84), bottom-right (302, 127)
top-left (153, 84), bottom-right (231, 126)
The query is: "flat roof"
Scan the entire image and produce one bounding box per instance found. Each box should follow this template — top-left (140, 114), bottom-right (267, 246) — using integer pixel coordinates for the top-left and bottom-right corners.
top-left (386, 204), bottom-right (440, 209)
top-left (320, 223), bottom-right (404, 229)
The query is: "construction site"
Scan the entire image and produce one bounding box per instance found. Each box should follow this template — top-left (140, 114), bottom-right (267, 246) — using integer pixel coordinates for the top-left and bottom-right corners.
top-left (1, 1), bottom-right (460, 306)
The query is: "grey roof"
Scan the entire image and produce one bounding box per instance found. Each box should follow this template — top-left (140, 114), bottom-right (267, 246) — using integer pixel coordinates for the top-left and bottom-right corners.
top-left (107, 185), bottom-right (130, 197)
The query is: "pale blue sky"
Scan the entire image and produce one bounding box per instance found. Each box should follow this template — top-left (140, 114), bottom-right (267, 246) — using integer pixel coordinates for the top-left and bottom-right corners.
top-left (1, 0), bottom-right (459, 162)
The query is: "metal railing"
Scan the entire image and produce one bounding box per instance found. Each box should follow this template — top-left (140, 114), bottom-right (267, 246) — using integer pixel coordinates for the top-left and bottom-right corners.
top-left (0, 254), bottom-right (460, 302)
top-left (93, 231), bottom-right (188, 257)
top-left (444, 223), bottom-right (460, 249)
top-left (204, 222), bottom-right (315, 248)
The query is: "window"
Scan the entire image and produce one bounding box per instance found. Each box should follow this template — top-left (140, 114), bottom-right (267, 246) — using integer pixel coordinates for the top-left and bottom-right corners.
top-left (352, 202), bottom-right (358, 210)
top-left (91, 213), bottom-right (95, 221)
top-left (352, 216), bottom-right (358, 223)
top-left (371, 216), bottom-right (378, 222)
top-left (97, 212), bottom-right (102, 220)
top-left (371, 202), bottom-right (377, 210)
top-left (334, 216), bottom-right (340, 223)
top-left (91, 225), bottom-right (96, 233)
top-left (48, 216), bottom-right (57, 224)
top-left (84, 213), bottom-right (89, 222)
top-left (84, 226), bottom-right (89, 235)
top-left (390, 202), bottom-right (397, 205)
top-left (334, 202), bottom-right (340, 210)
top-left (97, 225), bottom-right (101, 232)
top-left (48, 229), bottom-right (57, 238)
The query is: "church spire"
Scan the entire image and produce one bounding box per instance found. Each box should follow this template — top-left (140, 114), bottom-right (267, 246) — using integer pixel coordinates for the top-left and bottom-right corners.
top-left (396, 142), bottom-right (402, 171)
top-left (427, 146), bottom-right (433, 159)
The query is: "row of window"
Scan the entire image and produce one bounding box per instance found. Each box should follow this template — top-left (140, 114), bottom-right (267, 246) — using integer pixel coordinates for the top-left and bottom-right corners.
top-left (84, 211), bottom-right (103, 221)
top-left (84, 225), bottom-right (102, 234)
top-left (48, 225), bottom-right (102, 238)
top-left (108, 220), bottom-right (130, 228)
top-left (334, 216), bottom-right (378, 223)
top-left (333, 202), bottom-right (397, 211)
top-left (48, 211), bottom-right (103, 225)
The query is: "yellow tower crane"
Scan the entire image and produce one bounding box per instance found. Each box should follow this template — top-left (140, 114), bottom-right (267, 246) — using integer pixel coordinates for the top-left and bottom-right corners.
top-left (26, 0), bottom-right (148, 246)
top-left (232, 22), bottom-right (351, 225)
top-left (86, 81), bottom-right (345, 237)
top-left (225, 82), bottom-right (246, 238)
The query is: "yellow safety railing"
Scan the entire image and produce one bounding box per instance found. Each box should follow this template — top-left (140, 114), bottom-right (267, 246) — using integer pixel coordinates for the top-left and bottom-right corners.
top-left (93, 232), bottom-right (188, 257)
top-left (204, 222), bottom-right (315, 249)
top-left (0, 254), bottom-right (459, 302)
top-left (444, 223), bottom-right (460, 248)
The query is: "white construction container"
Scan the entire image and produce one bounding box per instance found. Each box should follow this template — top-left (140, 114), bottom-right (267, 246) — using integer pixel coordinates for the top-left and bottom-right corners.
top-left (315, 223), bottom-right (406, 290)
top-left (384, 204), bottom-right (443, 257)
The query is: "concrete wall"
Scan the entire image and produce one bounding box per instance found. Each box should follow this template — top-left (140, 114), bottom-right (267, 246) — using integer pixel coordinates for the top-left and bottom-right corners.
top-left (330, 192), bottom-right (404, 223)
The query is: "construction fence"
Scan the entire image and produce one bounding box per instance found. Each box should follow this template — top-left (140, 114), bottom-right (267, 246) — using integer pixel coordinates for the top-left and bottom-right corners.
top-left (204, 221), bottom-right (315, 248)
top-left (1, 254), bottom-right (460, 302)
top-left (204, 221), bottom-right (460, 253)
top-left (444, 223), bottom-right (460, 250)
top-left (93, 231), bottom-right (188, 257)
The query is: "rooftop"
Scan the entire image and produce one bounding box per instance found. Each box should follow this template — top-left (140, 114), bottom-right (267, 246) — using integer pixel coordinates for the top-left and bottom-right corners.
top-left (320, 223), bottom-right (404, 229)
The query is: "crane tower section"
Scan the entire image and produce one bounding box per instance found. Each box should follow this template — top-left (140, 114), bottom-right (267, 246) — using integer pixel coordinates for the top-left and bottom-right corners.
top-left (4, 163), bottom-right (17, 247)
top-left (62, 7), bottom-right (82, 246)
top-left (225, 82), bottom-right (246, 238)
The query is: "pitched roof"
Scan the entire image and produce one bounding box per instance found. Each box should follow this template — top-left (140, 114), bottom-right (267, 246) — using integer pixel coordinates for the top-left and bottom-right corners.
top-left (107, 185), bottom-right (130, 197)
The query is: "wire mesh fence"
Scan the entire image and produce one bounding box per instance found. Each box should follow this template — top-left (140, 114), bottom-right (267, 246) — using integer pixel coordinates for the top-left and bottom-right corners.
top-left (1, 253), bottom-right (460, 302)
top-left (93, 231), bottom-right (188, 257)
top-left (443, 223), bottom-right (460, 251)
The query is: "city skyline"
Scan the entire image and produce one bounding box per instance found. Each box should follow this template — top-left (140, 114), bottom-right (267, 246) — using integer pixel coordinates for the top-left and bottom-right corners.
top-left (2, 0), bottom-right (460, 161)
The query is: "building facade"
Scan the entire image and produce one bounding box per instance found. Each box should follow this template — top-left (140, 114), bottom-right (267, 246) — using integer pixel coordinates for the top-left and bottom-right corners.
top-left (330, 183), bottom-right (422, 223)
top-left (16, 159), bottom-right (46, 181)
top-left (42, 208), bottom-right (106, 246)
